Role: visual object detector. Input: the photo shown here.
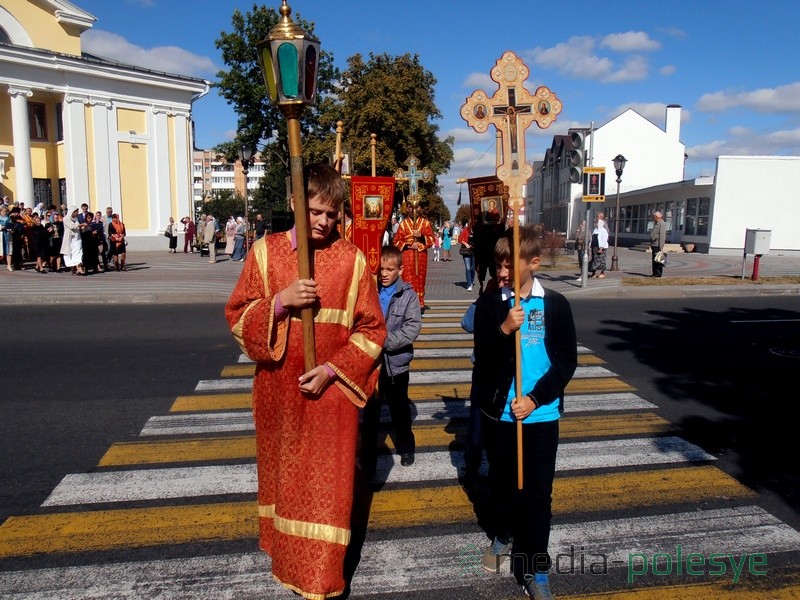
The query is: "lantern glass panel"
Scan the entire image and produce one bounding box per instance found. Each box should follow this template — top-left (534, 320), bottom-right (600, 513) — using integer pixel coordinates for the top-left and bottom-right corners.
top-left (260, 46), bottom-right (278, 102)
top-left (277, 42), bottom-right (299, 98)
top-left (304, 45), bottom-right (317, 102)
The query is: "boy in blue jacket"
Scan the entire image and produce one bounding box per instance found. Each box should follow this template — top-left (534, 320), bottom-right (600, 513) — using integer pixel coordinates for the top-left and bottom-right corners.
top-left (360, 245), bottom-right (422, 479)
top-left (473, 226), bottom-right (577, 599)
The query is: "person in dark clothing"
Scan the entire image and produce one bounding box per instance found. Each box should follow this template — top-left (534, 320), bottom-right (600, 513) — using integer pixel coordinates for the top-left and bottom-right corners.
top-left (80, 212), bottom-right (101, 273)
top-left (473, 226), bottom-right (577, 599)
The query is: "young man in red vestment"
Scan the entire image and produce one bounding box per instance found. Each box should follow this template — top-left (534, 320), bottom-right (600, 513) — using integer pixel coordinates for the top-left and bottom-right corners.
top-left (392, 203), bottom-right (434, 308)
top-left (226, 163), bottom-right (386, 600)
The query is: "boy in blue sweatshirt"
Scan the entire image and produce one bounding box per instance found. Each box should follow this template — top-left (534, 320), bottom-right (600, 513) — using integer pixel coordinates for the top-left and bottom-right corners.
top-left (473, 226), bottom-right (577, 599)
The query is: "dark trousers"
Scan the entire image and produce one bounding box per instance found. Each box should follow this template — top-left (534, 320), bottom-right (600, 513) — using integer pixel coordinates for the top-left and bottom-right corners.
top-left (463, 397), bottom-right (483, 478)
top-left (361, 370), bottom-right (415, 473)
top-left (651, 246), bottom-right (664, 277)
top-left (483, 416), bottom-right (559, 582)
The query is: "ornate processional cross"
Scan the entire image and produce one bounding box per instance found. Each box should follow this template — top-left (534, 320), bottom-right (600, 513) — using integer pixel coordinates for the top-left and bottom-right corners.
top-left (394, 154), bottom-right (432, 200)
top-left (460, 51), bottom-right (562, 491)
top-left (460, 51), bottom-right (562, 211)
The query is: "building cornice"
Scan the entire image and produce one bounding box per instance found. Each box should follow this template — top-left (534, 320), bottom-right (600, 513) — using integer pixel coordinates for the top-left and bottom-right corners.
top-left (0, 42), bottom-right (209, 95)
top-left (37, 0), bottom-right (96, 31)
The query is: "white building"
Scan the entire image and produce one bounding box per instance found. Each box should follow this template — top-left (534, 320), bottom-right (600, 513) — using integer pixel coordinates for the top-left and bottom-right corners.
top-left (192, 149), bottom-right (267, 216)
top-left (528, 106), bottom-right (800, 255)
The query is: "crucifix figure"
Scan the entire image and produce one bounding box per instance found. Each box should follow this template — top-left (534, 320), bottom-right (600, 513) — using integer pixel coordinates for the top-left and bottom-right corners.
top-left (460, 51), bottom-right (562, 490)
top-left (493, 88), bottom-right (532, 172)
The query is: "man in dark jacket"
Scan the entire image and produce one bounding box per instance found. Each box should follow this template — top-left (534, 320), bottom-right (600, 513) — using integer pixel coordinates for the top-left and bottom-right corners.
top-left (649, 210), bottom-right (667, 277)
top-left (360, 245), bottom-right (422, 479)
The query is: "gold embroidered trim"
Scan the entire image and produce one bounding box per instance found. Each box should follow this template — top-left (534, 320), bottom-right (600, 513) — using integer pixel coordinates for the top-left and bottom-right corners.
top-left (271, 573), bottom-right (345, 600)
top-left (315, 308), bottom-right (349, 326)
top-left (350, 332), bottom-right (382, 359)
top-left (259, 504), bottom-right (350, 546)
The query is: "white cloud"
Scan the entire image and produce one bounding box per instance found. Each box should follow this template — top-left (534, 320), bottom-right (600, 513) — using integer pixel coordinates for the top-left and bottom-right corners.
top-left (659, 65), bottom-right (677, 76)
top-left (659, 26), bottom-right (687, 39)
top-left (528, 35), bottom-right (649, 83)
top-left (82, 30), bottom-right (218, 78)
top-left (604, 55), bottom-right (649, 83)
top-left (696, 82), bottom-right (800, 113)
top-left (601, 31), bottom-right (661, 53)
top-left (125, 0), bottom-right (155, 6)
top-left (686, 126), bottom-right (800, 161)
top-left (463, 72), bottom-right (494, 90)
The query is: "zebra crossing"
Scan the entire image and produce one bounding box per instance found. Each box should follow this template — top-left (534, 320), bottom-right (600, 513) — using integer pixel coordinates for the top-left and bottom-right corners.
top-left (1, 298), bottom-right (800, 598)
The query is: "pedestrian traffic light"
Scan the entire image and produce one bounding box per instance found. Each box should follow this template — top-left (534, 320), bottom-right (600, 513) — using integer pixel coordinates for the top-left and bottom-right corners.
top-left (569, 131), bottom-right (585, 184)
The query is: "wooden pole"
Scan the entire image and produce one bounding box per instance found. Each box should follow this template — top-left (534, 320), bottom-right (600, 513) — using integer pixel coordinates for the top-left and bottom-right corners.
top-left (370, 133), bottom-right (377, 177)
top-left (511, 197), bottom-right (523, 490)
top-left (284, 105), bottom-right (316, 372)
top-left (334, 121), bottom-right (345, 240)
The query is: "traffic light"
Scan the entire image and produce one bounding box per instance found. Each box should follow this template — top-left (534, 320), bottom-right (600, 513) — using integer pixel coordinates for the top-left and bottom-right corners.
top-left (569, 131), bottom-right (585, 184)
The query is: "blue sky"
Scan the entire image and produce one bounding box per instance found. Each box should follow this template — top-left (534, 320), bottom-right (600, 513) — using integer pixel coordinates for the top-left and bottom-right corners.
top-left (75, 0), bottom-right (800, 216)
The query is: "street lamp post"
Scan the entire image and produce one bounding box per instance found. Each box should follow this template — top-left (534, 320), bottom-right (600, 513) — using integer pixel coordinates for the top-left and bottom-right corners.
top-left (610, 154), bottom-right (627, 272)
top-left (238, 144), bottom-right (253, 252)
top-left (256, 0), bottom-right (321, 372)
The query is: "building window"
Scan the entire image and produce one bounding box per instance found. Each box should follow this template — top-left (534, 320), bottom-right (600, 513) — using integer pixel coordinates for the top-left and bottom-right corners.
top-left (685, 197), bottom-right (710, 236)
top-left (33, 178), bottom-right (53, 207)
top-left (56, 103), bottom-right (64, 142)
top-left (28, 102), bottom-right (48, 141)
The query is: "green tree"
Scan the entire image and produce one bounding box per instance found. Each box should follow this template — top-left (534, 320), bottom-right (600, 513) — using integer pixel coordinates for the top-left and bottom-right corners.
top-left (214, 5), bottom-right (340, 153)
top-left (337, 52), bottom-right (454, 211)
top-left (455, 204), bottom-right (472, 227)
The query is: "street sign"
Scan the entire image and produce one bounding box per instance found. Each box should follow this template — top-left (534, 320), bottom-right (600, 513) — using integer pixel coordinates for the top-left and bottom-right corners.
top-left (583, 167), bottom-right (605, 202)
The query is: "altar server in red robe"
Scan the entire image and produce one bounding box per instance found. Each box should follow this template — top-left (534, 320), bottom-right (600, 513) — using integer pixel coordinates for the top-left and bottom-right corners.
top-left (392, 202), bottom-right (434, 308)
top-left (226, 163), bottom-right (386, 599)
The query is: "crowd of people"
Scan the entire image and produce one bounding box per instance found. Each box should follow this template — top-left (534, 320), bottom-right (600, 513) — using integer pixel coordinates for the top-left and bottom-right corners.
top-left (0, 199), bottom-right (127, 275)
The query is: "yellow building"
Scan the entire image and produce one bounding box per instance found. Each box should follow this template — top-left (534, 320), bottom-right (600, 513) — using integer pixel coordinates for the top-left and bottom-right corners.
top-left (0, 0), bottom-right (210, 248)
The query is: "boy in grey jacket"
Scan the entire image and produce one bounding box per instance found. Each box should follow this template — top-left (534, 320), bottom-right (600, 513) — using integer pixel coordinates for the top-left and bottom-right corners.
top-left (360, 246), bottom-right (422, 479)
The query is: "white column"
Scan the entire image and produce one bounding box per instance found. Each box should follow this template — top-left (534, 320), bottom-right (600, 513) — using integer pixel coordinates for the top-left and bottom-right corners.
top-left (7, 86), bottom-right (34, 204)
top-left (63, 94), bottom-right (92, 208)
top-left (152, 106), bottom-right (172, 233)
top-left (172, 110), bottom-right (192, 221)
top-left (88, 99), bottom-right (116, 215)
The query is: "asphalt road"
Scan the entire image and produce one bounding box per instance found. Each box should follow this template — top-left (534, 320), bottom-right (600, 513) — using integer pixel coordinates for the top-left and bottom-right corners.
top-left (1, 298), bottom-right (799, 598)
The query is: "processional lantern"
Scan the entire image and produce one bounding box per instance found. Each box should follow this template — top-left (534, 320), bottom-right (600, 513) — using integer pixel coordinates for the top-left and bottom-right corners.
top-left (256, 1), bottom-right (320, 372)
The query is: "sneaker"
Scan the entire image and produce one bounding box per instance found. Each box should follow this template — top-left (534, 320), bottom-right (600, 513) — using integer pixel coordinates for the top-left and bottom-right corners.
top-left (467, 286), bottom-right (473, 291)
top-left (482, 536), bottom-right (513, 572)
top-left (522, 574), bottom-right (554, 599)
top-left (400, 453), bottom-right (415, 467)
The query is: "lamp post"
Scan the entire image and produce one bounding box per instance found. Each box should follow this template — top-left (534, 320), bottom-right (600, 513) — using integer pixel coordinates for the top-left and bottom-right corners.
top-left (610, 153), bottom-right (627, 272)
top-left (238, 144), bottom-right (253, 252)
top-left (256, 0), bottom-right (320, 372)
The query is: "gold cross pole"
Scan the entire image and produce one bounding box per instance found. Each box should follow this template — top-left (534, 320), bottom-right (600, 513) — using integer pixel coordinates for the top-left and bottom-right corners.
top-left (394, 155), bottom-right (432, 276)
top-left (461, 51), bottom-right (562, 489)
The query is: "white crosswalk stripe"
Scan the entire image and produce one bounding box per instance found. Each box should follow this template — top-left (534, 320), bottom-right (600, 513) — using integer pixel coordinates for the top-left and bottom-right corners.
top-left (41, 437), bottom-right (714, 506)
top-left (139, 393), bottom-right (656, 436)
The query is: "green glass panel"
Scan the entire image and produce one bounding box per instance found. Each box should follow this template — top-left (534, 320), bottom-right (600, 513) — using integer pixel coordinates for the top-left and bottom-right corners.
top-left (277, 42), bottom-right (299, 98)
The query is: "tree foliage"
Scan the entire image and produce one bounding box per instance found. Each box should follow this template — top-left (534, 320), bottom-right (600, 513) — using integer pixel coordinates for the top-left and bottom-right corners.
top-left (214, 5), bottom-right (339, 152)
top-left (214, 13), bottom-right (454, 223)
top-left (455, 204), bottom-right (472, 227)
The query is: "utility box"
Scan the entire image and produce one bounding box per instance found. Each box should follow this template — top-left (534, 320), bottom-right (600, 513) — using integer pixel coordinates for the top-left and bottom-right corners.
top-left (744, 229), bottom-right (771, 255)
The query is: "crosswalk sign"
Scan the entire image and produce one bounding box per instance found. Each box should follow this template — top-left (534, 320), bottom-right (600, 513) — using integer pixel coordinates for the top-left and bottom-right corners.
top-left (583, 167), bottom-right (605, 202)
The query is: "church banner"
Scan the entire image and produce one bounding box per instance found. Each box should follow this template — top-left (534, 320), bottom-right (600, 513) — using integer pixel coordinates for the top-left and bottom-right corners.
top-left (467, 175), bottom-right (509, 237)
top-left (350, 176), bottom-right (396, 274)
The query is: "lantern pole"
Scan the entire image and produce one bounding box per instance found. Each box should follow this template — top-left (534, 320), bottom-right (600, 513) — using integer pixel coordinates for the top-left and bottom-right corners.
top-left (256, 0), bottom-right (321, 372)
